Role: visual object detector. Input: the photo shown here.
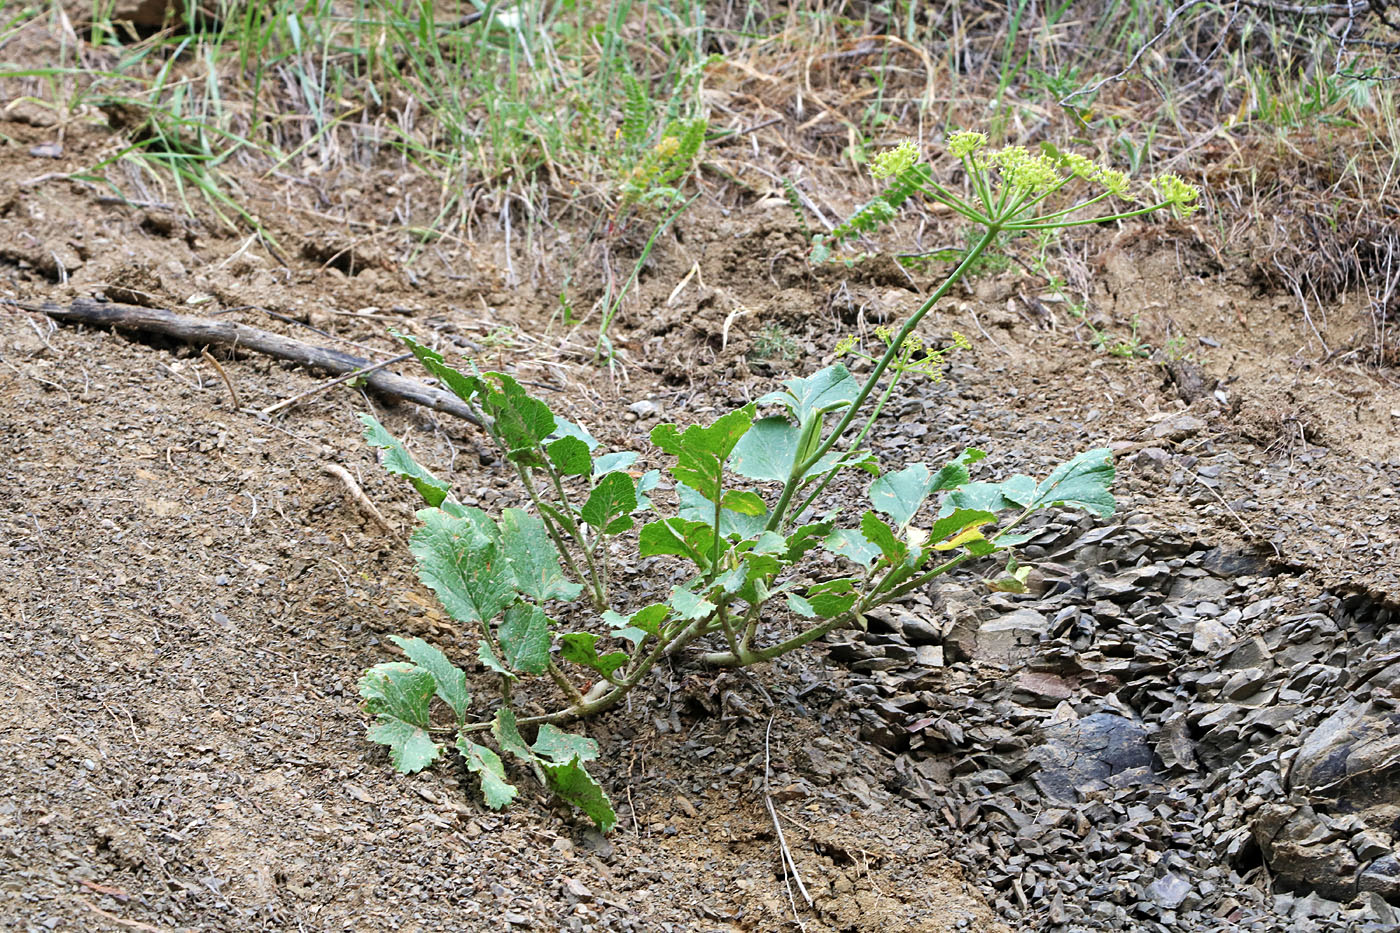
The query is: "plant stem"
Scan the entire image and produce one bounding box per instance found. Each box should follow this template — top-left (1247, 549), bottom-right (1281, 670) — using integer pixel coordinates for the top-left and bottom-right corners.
top-left (785, 349), bottom-right (907, 530)
top-left (764, 224), bottom-right (1002, 533)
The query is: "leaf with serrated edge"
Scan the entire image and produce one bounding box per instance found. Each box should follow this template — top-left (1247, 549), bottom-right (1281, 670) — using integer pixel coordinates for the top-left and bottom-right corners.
top-left (860, 511), bottom-right (907, 564)
top-left (928, 509), bottom-right (997, 546)
top-left (650, 406), bottom-right (755, 502)
top-left (388, 636), bottom-right (470, 723)
top-left (361, 414), bottom-right (452, 508)
top-left (547, 436), bottom-right (592, 476)
top-left (604, 604), bottom-right (669, 637)
top-left (359, 663), bottom-right (440, 773)
top-left (928, 459), bottom-right (970, 494)
top-left (498, 602), bottom-right (551, 674)
top-left (477, 639), bottom-right (511, 676)
top-left (581, 472), bottom-right (637, 533)
top-left (456, 738), bottom-right (517, 809)
top-left (541, 759), bottom-right (616, 831)
top-left (825, 528), bottom-right (880, 567)
top-left (806, 578), bottom-right (857, 618)
top-left (410, 511), bottom-right (515, 625)
top-left (499, 508), bottom-right (581, 602)
top-left (1028, 448), bottom-right (1116, 518)
top-left (721, 490), bottom-right (767, 516)
top-left (869, 463), bottom-right (931, 527)
top-left (593, 451), bottom-right (639, 477)
top-left (492, 708), bottom-right (537, 765)
top-left (533, 724), bottom-right (599, 764)
top-left (560, 633), bottom-right (629, 678)
top-left (677, 485), bottom-right (765, 539)
top-left (788, 593), bottom-right (817, 617)
top-left (669, 586), bottom-right (716, 621)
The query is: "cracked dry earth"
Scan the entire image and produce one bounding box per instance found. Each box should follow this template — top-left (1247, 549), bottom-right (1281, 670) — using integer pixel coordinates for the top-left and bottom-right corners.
top-left (3, 108), bottom-right (1400, 933)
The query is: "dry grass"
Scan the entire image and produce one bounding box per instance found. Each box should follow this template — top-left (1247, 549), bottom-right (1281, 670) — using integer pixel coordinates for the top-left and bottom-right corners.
top-left (2, 0), bottom-right (1398, 363)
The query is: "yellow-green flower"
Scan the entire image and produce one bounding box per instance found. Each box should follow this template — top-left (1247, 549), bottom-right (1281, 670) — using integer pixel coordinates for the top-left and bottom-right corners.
top-left (1098, 167), bottom-right (1131, 198)
top-left (871, 141), bottom-right (919, 180)
top-left (993, 146), bottom-right (1062, 194)
top-left (1151, 173), bottom-right (1201, 215)
top-left (948, 131), bottom-right (987, 159)
top-left (834, 334), bottom-right (858, 356)
top-left (950, 331), bottom-right (973, 351)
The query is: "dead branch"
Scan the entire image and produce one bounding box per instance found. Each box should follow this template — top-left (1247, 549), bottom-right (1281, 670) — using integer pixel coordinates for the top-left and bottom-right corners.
top-left (5, 297), bottom-right (479, 425)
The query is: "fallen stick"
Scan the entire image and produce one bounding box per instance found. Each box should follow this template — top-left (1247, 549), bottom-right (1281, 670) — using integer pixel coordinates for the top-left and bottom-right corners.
top-left (6, 297), bottom-right (479, 425)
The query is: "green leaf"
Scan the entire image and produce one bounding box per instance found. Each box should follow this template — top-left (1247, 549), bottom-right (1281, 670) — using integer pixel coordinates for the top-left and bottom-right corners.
top-left (358, 663), bottom-right (440, 773)
top-left (669, 586), bottom-right (716, 621)
top-left (388, 636), bottom-right (470, 723)
top-left (928, 508), bottom-right (997, 546)
top-left (594, 451), bottom-right (639, 476)
top-left (729, 416), bottom-right (798, 483)
top-left (787, 593), bottom-right (818, 617)
top-left (806, 578), bottom-right (858, 618)
top-left (410, 511), bottom-right (516, 625)
top-left (639, 517), bottom-right (714, 569)
top-left (456, 738), bottom-right (518, 809)
top-left (860, 511), bottom-right (907, 564)
top-left (361, 414), bottom-right (452, 508)
top-left (581, 472), bottom-right (638, 534)
top-left (547, 436), bottom-right (593, 476)
top-left (1000, 474), bottom-right (1038, 506)
top-left (498, 602), bottom-right (551, 674)
top-left (481, 372), bottom-right (555, 462)
top-left (784, 522), bottom-right (833, 561)
top-left (929, 457), bottom-right (971, 493)
top-left (492, 707), bottom-right (537, 765)
top-left (825, 527), bottom-right (881, 567)
top-left (676, 484), bottom-right (766, 539)
top-left (720, 490), bottom-right (767, 516)
top-left (498, 508), bottom-right (582, 602)
top-left (939, 482), bottom-right (1024, 516)
top-left (756, 364), bottom-right (859, 423)
top-left (650, 405), bottom-right (755, 502)
top-left (634, 469), bottom-right (661, 511)
top-left (533, 724), bottom-right (599, 764)
top-left (560, 632), bottom-right (629, 678)
top-left (395, 331), bottom-right (484, 406)
top-left (603, 604), bottom-right (670, 641)
top-left (477, 639), bottom-right (511, 676)
top-left (1027, 448), bottom-right (1116, 518)
top-left (540, 759), bottom-right (616, 831)
top-left (549, 418), bottom-right (599, 451)
top-left (868, 463), bottom-right (932, 527)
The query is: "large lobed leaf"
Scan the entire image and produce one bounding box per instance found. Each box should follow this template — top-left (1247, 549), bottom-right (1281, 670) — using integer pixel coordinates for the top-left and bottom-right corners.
top-left (388, 636), bottom-right (470, 723)
top-left (410, 509), bottom-right (516, 625)
top-left (1027, 447), bottom-right (1116, 518)
top-left (650, 405), bottom-right (755, 503)
top-left (498, 508), bottom-right (582, 602)
top-left (755, 364), bottom-right (859, 423)
top-left (358, 663), bottom-right (441, 773)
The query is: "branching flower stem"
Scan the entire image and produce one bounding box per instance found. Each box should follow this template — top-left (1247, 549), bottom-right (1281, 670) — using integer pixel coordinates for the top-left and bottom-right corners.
top-left (764, 225), bottom-right (1002, 533)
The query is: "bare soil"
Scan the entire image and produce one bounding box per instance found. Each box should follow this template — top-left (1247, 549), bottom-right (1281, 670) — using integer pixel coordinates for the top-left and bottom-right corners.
top-left (3, 64), bottom-right (1399, 933)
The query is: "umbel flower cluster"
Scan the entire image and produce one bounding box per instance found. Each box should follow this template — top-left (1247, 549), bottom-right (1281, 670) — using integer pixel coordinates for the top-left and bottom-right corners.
top-left (813, 131), bottom-right (1200, 265)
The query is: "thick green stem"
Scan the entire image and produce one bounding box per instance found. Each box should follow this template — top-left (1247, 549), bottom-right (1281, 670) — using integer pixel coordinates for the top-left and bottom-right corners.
top-left (785, 350), bottom-right (908, 529)
top-left (542, 460), bottom-right (608, 605)
top-left (764, 224), bottom-right (1002, 533)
